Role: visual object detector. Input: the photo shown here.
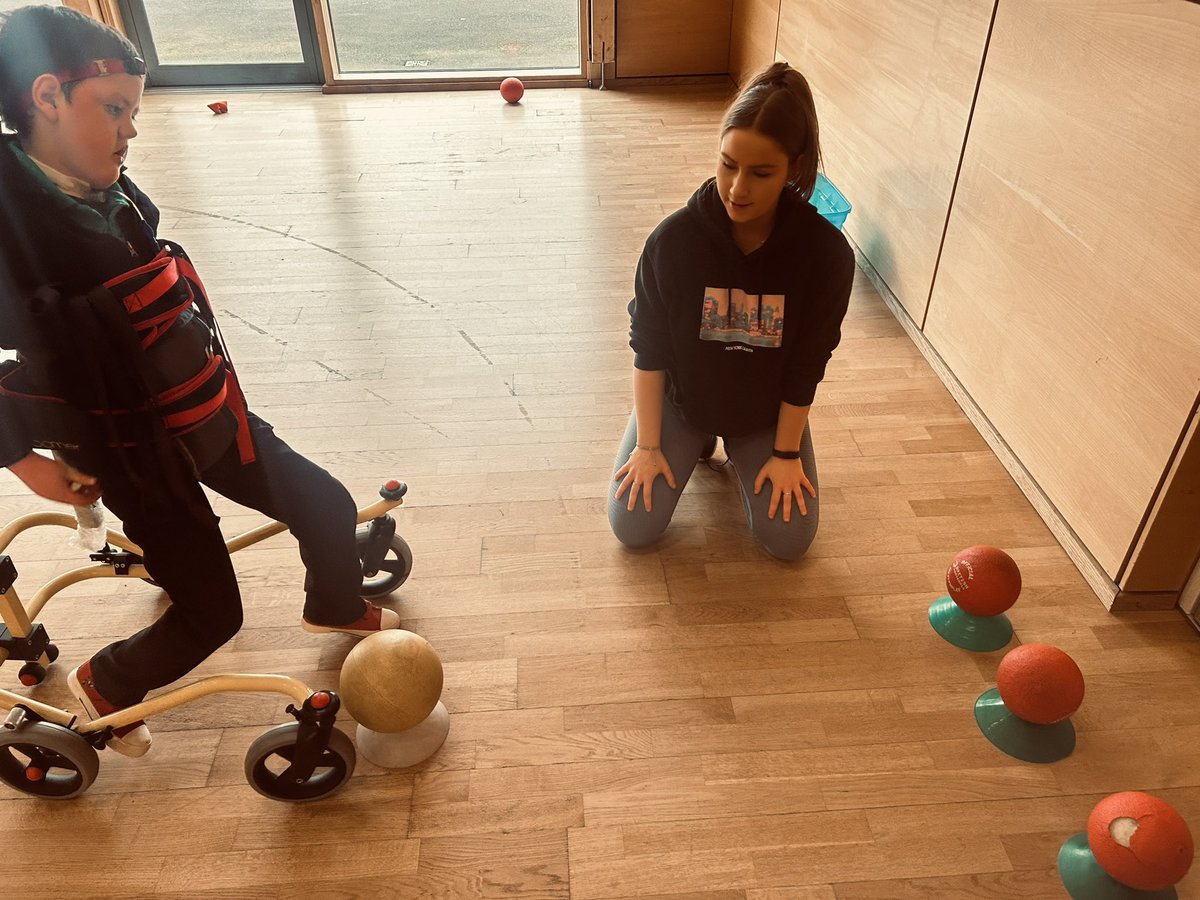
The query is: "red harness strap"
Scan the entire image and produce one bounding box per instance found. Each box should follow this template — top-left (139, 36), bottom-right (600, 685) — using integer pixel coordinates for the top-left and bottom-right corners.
top-left (173, 252), bottom-right (256, 464)
top-left (105, 255), bottom-right (190, 347)
top-left (102, 244), bottom-right (256, 464)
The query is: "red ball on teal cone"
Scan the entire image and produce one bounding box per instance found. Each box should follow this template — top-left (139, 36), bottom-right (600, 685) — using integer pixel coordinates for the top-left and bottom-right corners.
top-left (975, 642), bottom-right (1082, 763)
top-left (946, 545), bottom-right (1021, 615)
top-left (997, 642), bottom-right (1085, 725)
top-left (928, 545), bottom-right (1021, 652)
top-left (1059, 791), bottom-right (1194, 898)
top-left (1087, 792), bottom-right (1194, 891)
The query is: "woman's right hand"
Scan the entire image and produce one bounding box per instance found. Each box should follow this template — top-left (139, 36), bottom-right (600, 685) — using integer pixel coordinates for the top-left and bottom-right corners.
top-left (614, 446), bottom-right (677, 513)
top-left (7, 452), bottom-right (101, 505)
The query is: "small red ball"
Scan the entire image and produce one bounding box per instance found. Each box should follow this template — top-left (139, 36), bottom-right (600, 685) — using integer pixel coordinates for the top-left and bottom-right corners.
top-left (500, 77), bottom-right (524, 104)
top-left (1087, 792), bottom-right (1194, 891)
top-left (996, 642), bottom-right (1084, 724)
top-left (946, 545), bottom-right (1021, 616)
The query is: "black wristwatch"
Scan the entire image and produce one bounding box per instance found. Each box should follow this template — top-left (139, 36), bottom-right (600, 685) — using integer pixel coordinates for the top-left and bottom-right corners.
top-left (772, 448), bottom-right (802, 460)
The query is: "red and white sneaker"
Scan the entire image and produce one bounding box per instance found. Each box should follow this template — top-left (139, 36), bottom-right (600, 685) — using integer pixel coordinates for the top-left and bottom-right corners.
top-left (67, 660), bottom-right (152, 758)
top-left (301, 602), bottom-right (401, 637)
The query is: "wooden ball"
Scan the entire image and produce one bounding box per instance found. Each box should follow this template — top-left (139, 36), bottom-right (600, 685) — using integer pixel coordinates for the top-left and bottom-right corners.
top-left (996, 643), bottom-right (1084, 724)
top-left (1087, 791), bottom-right (1194, 891)
top-left (339, 630), bottom-right (444, 733)
top-left (946, 545), bottom-right (1021, 616)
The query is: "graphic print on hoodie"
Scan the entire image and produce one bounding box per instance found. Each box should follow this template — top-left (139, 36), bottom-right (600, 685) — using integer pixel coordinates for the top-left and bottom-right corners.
top-left (699, 288), bottom-right (786, 348)
top-left (627, 177), bottom-right (855, 438)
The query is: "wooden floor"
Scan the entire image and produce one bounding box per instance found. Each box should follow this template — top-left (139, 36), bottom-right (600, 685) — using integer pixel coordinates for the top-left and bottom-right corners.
top-left (2, 85), bottom-right (1198, 899)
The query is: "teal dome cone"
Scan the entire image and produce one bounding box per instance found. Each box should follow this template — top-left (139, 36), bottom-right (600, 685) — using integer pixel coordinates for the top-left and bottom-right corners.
top-left (974, 688), bottom-right (1075, 763)
top-left (928, 594), bottom-right (1013, 651)
top-left (1057, 832), bottom-right (1179, 899)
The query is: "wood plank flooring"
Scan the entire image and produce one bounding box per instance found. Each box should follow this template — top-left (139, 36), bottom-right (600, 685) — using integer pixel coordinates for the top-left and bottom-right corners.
top-left (1, 85), bottom-right (1198, 899)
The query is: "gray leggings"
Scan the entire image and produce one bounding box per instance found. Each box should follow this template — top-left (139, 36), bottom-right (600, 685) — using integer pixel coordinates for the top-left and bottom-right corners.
top-left (607, 399), bottom-right (820, 560)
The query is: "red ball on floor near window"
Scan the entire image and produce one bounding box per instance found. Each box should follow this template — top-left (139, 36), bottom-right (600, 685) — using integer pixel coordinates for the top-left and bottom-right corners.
top-left (1086, 791), bottom-right (1194, 891)
top-left (500, 77), bottom-right (524, 104)
top-left (945, 544), bottom-right (1021, 616)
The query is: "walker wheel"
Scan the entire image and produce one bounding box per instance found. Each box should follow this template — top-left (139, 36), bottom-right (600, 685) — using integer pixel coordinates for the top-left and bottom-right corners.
top-left (244, 723), bottom-right (355, 802)
top-left (45, 643), bottom-right (60, 663)
top-left (18, 663), bottom-right (46, 686)
top-left (0, 721), bottom-right (99, 799)
top-left (355, 525), bottom-right (413, 598)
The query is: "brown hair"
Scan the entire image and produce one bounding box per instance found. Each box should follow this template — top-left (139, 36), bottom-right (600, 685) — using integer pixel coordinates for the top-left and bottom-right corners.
top-left (721, 61), bottom-right (822, 201)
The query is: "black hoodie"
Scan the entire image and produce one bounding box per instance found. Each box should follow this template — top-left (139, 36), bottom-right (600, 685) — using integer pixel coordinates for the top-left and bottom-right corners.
top-left (628, 177), bottom-right (854, 438)
top-left (0, 134), bottom-right (163, 468)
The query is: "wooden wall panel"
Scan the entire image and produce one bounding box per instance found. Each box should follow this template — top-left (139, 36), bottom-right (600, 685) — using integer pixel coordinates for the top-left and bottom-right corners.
top-left (925, 0), bottom-right (1200, 579)
top-left (616, 0), bottom-right (733, 77)
top-left (1123, 410), bottom-right (1200, 593)
top-left (775, 0), bottom-right (994, 323)
top-left (730, 0), bottom-right (780, 87)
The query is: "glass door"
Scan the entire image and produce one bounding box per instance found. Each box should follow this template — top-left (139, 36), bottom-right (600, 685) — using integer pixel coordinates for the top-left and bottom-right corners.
top-left (324, 0), bottom-right (583, 77)
top-left (118, 0), bottom-right (322, 86)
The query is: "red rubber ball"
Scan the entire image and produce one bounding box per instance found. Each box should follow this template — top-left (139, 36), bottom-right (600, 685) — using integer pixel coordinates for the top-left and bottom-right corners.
top-left (1087, 791), bottom-right (1194, 891)
top-left (946, 545), bottom-right (1021, 615)
top-left (996, 642), bottom-right (1084, 724)
top-left (500, 77), bottom-right (524, 104)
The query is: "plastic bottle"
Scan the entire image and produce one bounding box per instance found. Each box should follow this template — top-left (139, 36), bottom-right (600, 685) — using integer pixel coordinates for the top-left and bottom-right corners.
top-left (73, 501), bottom-right (108, 551)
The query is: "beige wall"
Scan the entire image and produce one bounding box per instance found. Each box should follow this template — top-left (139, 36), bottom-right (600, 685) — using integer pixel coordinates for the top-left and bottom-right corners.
top-left (775, 0), bottom-right (994, 324)
top-left (925, 0), bottom-right (1200, 585)
top-left (730, 0), bottom-right (780, 87)
top-left (616, 0), bottom-right (734, 78)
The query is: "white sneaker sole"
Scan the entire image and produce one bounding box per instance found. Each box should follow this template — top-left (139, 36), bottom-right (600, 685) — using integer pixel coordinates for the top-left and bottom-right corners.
top-left (67, 667), bottom-right (152, 759)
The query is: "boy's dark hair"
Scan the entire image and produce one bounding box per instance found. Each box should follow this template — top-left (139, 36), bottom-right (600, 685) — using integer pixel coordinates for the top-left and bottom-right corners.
top-left (0, 5), bottom-right (142, 135)
top-left (722, 61), bottom-right (822, 201)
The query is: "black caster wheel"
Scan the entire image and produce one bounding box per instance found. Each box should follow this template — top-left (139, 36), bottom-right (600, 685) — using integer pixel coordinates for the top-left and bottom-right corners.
top-left (45, 643), bottom-right (60, 664)
top-left (243, 723), bottom-right (355, 802)
top-left (17, 663), bottom-right (46, 686)
top-left (0, 721), bottom-right (99, 799)
top-left (355, 524), bottom-right (413, 599)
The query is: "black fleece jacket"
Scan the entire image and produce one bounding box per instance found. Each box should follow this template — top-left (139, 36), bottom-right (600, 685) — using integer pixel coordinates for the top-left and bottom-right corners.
top-left (0, 134), bottom-right (161, 467)
top-left (628, 178), bottom-right (855, 438)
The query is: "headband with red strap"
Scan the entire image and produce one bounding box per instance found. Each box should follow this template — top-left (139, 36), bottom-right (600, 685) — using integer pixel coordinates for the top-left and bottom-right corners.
top-left (53, 57), bottom-right (147, 86)
top-left (22, 57), bottom-right (146, 110)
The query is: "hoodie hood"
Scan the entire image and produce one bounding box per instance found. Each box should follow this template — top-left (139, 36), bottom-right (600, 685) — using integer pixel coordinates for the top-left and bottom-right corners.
top-left (686, 177), bottom-right (739, 252)
top-left (684, 177), bottom-right (815, 297)
top-left (685, 177), bottom-right (808, 256)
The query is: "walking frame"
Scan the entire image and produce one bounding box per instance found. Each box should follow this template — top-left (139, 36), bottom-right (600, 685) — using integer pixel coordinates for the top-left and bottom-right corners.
top-left (0, 479), bottom-right (413, 801)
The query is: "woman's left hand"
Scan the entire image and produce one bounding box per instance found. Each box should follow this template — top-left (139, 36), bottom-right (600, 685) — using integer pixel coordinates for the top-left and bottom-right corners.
top-left (754, 456), bottom-right (816, 522)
